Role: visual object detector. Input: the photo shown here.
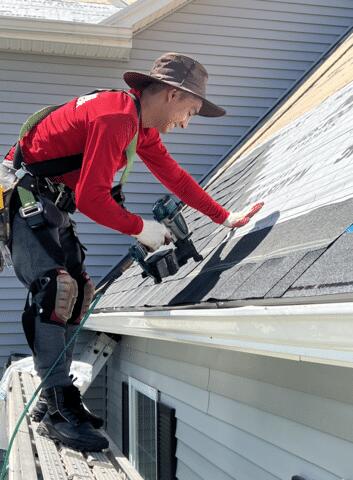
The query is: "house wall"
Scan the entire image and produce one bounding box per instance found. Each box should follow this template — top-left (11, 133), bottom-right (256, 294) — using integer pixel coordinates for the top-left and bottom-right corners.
top-left (108, 335), bottom-right (353, 479)
top-left (1, 0), bottom-right (353, 368)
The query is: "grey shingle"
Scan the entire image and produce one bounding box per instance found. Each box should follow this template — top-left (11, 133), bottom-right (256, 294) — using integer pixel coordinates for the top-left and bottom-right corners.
top-left (284, 233), bottom-right (353, 297)
top-left (266, 249), bottom-right (326, 298)
top-left (233, 255), bottom-right (303, 299)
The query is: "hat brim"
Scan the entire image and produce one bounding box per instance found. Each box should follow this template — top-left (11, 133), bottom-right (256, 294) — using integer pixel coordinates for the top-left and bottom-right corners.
top-left (123, 71), bottom-right (226, 117)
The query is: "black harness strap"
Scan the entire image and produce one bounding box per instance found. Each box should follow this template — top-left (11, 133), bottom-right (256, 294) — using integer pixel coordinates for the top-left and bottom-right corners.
top-left (14, 143), bottom-right (83, 176)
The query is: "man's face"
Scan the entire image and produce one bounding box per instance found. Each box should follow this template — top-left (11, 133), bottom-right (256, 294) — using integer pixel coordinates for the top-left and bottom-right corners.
top-left (157, 89), bottom-right (203, 134)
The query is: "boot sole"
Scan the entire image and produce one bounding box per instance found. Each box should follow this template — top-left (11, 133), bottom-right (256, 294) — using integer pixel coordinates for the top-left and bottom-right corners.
top-left (31, 410), bottom-right (103, 429)
top-left (36, 423), bottom-right (109, 452)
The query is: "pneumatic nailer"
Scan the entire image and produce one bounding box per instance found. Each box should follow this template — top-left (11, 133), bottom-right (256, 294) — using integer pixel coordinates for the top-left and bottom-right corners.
top-left (129, 195), bottom-right (203, 284)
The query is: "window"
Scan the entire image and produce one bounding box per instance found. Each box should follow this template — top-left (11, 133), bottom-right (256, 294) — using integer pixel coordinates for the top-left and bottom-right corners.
top-left (122, 379), bottom-right (177, 480)
top-left (129, 378), bottom-right (158, 480)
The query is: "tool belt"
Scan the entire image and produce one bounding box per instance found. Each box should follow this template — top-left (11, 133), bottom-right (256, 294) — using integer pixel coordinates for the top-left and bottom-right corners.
top-left (0, 161), bottom-right (18, 270)
top-left (0, 144), bottom-right (76, 268)
top-left (0, 165), bottom-right (74, 270)
top-left (28, 176), bottom-right (76, 214)
top-left (6, 173), bottom-right (76, 267)
top-left (12, 175), bottom-right (75, 217)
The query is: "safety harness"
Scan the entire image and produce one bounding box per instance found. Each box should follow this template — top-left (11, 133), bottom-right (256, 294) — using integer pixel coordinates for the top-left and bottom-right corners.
top-left (11, 89), bottom-right (141, 264)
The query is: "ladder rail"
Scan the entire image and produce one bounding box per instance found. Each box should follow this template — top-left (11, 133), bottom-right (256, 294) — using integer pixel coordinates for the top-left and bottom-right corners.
top-left (7, 373), bottom-right (38, 480)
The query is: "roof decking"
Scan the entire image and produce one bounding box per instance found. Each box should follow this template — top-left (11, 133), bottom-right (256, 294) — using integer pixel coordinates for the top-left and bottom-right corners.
top-left (95, 27), bottom-right (353, 313)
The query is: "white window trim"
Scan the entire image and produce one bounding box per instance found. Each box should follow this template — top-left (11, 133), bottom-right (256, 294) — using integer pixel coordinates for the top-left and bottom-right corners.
top-left (128, 377), bottom-right (158, 479)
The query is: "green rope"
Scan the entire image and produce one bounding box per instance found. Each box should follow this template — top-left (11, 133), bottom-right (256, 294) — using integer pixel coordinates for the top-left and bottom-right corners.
top-left (0, 292), bottom-right (103, 480)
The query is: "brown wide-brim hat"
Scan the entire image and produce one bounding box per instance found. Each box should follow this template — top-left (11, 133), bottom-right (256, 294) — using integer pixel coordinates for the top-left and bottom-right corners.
top-left (123, 52), bottom-right (226, 117)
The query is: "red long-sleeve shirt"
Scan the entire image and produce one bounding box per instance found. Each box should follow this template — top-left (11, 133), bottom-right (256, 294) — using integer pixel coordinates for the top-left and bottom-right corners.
top-left (6, 89), bottom-right (229, 235)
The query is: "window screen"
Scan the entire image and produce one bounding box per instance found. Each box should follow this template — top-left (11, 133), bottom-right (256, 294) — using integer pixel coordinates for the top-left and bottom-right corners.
top-left (136, 391), bottom-right (157, 480)
top-left (123, 378), bottom-right (177, 480)
top-left (129, 378), bottom-right (158, 480)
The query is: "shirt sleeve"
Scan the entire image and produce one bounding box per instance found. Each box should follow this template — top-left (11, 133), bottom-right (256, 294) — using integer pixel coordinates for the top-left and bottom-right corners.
top-left (138, 128), bottom-right (229, 224)
top-left (75, 113), bottom-right (143, 235)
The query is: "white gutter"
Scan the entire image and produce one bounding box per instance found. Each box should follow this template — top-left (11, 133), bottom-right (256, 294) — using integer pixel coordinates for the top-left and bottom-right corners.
top-left (0, 16), bottom-right (132, 59)
top-left (101, 0), bottom-right (193, 32)
top-left (85, 302), bottom-right (353, 368)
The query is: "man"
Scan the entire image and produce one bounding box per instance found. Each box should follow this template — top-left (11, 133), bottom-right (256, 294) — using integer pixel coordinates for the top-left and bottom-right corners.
top-left (4, 52), bottom-right (263, 451)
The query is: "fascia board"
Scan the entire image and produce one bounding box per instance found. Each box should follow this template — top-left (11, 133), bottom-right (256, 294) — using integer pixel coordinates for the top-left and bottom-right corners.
top-left (0, 16), bottom-right (132, 59)
top-left (85, 302), bottom-right (353, 368)
top-left (101, 0), bottom-right (192, 33)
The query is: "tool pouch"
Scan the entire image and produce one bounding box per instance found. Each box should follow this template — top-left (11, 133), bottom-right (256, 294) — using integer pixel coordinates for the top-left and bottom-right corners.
top-left (0, 160), bottom-right (18, 270)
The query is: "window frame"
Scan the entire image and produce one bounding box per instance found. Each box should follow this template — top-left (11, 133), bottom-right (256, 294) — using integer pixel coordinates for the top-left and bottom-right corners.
top-left (128, 377), bottom-right (159, 479)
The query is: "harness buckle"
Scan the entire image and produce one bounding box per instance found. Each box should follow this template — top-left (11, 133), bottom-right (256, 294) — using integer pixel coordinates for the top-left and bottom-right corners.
top-left (19, 202), bottom-right (43, 219)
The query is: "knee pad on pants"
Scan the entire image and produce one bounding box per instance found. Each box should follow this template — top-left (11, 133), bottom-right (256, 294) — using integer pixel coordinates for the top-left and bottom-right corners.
top-left (69, 271), bottom-right (95, 325)
top-left (31, 268), bottom-right (78, 325)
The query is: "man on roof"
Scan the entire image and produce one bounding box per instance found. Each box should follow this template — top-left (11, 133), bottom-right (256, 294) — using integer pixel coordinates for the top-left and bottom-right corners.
top-left (4, 52), bottom-right (263, 451)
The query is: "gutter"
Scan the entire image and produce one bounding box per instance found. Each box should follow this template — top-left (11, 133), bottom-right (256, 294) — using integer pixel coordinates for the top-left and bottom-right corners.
top-left (0, 16), bottom-right (132, 60)
top-left (85, 301), bottom-right (353, 368)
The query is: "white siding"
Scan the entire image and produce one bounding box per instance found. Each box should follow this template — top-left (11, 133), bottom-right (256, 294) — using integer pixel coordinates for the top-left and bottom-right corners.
top-left (107, 336), bottom-right (353, 479)
top-left (1, 0), bottom-right (353, 367)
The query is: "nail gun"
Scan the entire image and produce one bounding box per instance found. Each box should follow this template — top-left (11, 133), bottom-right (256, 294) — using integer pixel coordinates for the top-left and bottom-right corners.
top-left (129, 195), bottom-right (203, 284)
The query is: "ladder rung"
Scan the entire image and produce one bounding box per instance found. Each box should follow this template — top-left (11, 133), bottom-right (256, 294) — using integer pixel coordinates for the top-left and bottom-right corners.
top-left (61, 448), bottom-right (95, 480)
top-left (87, 452), bottom-right (126, 480)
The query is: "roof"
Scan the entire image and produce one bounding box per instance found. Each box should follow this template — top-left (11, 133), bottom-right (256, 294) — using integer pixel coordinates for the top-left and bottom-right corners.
top-left (95, 27), bottom-right (353, 314)
top-left (0, 0), bottom-right (124, 24)
top-left (0, 0), bottom-right (189, 59)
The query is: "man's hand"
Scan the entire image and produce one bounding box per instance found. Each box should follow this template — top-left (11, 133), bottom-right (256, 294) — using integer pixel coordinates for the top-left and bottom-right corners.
top-left (132, 219), bottom-right (172, 251)
top-left (223, 202), bottom-right (264, 229)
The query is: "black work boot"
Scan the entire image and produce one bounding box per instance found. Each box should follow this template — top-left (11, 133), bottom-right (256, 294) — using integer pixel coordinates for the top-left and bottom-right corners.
top-left (31, 385), bottom-right (104, 429)
top-left (31, 391), bottom-right (47, 422)
top-left (36, 386), bottom-right (109, 452)
top-left (63, 384), bottom-right (104, 429)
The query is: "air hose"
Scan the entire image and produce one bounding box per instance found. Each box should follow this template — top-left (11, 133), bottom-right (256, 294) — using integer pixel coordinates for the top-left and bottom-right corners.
top-left (0, 253), bottom-right (134, 480)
